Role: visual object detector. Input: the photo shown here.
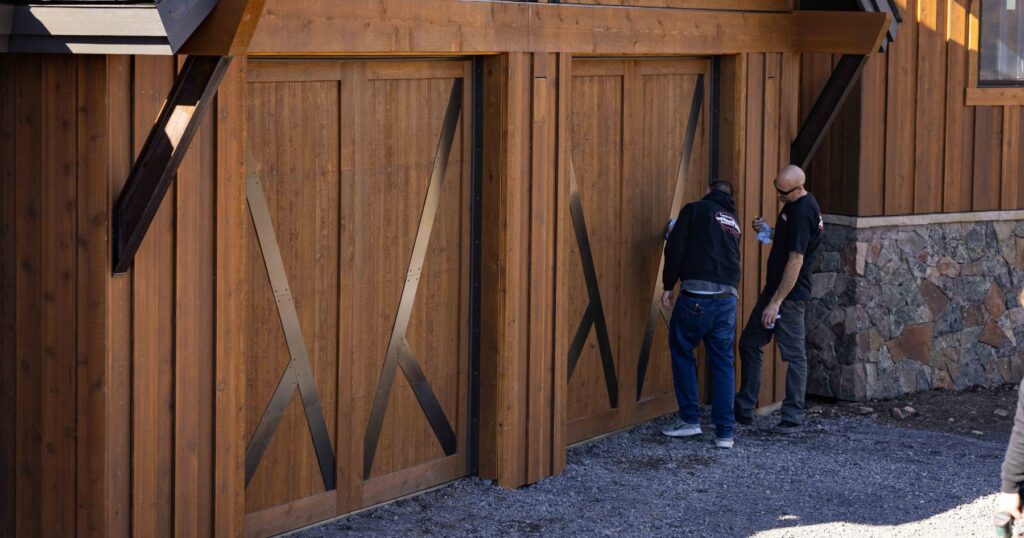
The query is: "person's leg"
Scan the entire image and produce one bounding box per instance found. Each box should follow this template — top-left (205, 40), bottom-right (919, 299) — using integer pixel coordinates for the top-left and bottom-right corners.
top-left (668, 296), bottom-right (707, 428)
top-left (774, 299), bottom-right (809, 427)
top-left (735, 297), bottom-right (772, 421)
top-left (705, 296), bottom-right (738, 440)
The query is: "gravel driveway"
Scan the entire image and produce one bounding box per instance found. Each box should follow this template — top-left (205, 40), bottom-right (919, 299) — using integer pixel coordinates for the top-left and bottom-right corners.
top-left (293, 413), bottom-right (1012, 537)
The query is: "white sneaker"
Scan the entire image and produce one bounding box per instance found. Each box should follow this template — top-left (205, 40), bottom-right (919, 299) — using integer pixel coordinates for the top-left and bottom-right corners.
top-left (715, 437), bottom-right (735, 449)
top-left (661, 420), bottom-right (702, 437)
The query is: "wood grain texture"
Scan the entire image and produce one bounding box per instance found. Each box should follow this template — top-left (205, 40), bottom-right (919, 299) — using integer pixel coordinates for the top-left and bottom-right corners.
top-left (0, 54), bottom-right (16, 538)
top-left (174, 54), bottom-right (217, 538)
top-left (75, 54), bottom-right (110, 538)
top-left (914, 0), bottom-right (946, 213)
top-left (561, 58), bottom-right (711, 444)
top-left (214, 57), bottom-right (249, 538)
top-left (131, 55), bottom-right (175, 538)
top-left (106, 54), bottom-right (134, 538)
top-left (248, 0), bottom-right (886, 56)
top-left (15, 54), bottom-right (44, 538)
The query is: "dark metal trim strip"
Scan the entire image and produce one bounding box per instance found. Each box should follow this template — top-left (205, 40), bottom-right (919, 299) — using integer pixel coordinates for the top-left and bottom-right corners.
top-left (363, 79), bottom-right (463, 480)
top-left (244, 175), bottom-right (337, 490)
top-left (566, 159), bottom-right (618, 410)
top-left (467, 58), bottom-right (484, 477)
top-left (635, 75), bottom-right (705, 401)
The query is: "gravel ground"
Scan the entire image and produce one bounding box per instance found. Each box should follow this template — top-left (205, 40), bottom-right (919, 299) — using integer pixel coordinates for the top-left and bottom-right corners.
top-left (293, 413), bottom-right (1013, 537)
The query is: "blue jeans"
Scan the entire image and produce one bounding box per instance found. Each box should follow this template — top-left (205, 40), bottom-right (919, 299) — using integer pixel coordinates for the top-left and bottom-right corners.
top-left (669, 294), bottom-right (737, 438)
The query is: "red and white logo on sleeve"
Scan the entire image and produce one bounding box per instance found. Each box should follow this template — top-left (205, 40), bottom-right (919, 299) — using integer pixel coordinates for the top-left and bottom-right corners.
top-left (715, 212), bottom-right (741, 238)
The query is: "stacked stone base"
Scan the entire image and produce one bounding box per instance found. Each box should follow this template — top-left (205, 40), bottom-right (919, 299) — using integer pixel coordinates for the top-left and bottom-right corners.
top-left (807, 215), bottom-right (1024, 401)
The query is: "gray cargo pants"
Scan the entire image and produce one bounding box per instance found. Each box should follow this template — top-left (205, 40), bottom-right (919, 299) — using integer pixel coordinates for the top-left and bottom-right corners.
top-left (734, 296), bottom-right (808, 425)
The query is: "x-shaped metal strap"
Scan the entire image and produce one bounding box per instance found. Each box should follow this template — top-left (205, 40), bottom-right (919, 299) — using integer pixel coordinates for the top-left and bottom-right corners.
top-left (363, 80), bottom-right (463, 480)
top-left (566, 158), bottom-right (619, 410)
top-left (244, 174), bottom-right (337, 490)
top-left (635, 75), bottom-right (705, 401)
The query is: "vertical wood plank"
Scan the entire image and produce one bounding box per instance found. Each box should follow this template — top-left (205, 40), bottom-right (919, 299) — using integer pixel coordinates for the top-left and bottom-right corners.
top-left (131, 55), bottom-right (175, 538)
top-left (914, 0), bottom-right (947, 213)
top-left (552, 52), bottom-right (570, 475)
top-left (721, 54), bottom-right (747, 390)
top-left (15, 54), bottom-right (43, 538)
top-left (858, 53), bottom-right (886, 216)
top-left (1001, 106), bottom-right (1020, 210)
top-left (214, 57), bottom-right (249, 538)
top-left (527, 53), bottom-right (557, 483)
top-left (106, 54), bottom-right (134, 538)
top-left (944, 0), bottom-right (973, 212)
top-left (776, 52), bottom-right (799, 400)
top-left (0, 54), bottom-right (18, 537)
top-left (972, 106), bottom-right (1003, 211)
top-left (501, 52), bottom-right (531, 488)
top-left (175, 54), bottom-right (217, 538)
top-left (760, 53), bottom-right (780, 406)
top-left (884, 0), bottom-right (918, 215)
top-left (41, 54), bottom-right (78, 537)
top-left (742, 53), bottom-right (764, 405)
top-left (76, 54), bottom-right (110, 538)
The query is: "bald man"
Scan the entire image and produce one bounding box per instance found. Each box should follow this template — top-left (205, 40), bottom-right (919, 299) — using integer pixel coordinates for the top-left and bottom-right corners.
top-left (734, 165), bottom-right (823, 434)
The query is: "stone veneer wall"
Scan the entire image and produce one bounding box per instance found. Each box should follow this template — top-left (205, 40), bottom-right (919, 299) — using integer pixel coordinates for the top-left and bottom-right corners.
top-left (806, 214), bottom-right (1024, 401)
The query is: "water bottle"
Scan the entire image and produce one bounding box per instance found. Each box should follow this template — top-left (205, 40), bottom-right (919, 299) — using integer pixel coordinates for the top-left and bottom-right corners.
top-left (664, 218), bottom-right (676, 240)
top-left (755, 215), bottom-right (772, 244)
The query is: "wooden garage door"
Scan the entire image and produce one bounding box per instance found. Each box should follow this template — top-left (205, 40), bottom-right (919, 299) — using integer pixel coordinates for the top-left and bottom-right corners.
top-left (242, 59), bottom-right (473, 536)
top-left (560, 58), bottom-right (711, 444)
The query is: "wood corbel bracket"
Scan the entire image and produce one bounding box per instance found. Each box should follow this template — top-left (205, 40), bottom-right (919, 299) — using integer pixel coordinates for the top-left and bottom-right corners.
top-left (112, 55), bottom-right (232, 274)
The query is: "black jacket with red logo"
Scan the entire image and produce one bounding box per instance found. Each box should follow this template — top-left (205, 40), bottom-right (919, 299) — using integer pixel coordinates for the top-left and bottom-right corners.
top-left (662, 190), bottom-right (741, 291)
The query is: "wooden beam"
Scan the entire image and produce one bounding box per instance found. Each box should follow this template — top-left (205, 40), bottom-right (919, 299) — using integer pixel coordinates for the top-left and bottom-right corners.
top-left (790, 54), bottom-right (869, 170)
top-left (111, 55), bottom-right (230, 274)
top-left (181, 0), bottom-right (268, 55)
top-left (248, 0), bottom-right (890, 56)
top-left (793, 11), bottom-right (892, 54)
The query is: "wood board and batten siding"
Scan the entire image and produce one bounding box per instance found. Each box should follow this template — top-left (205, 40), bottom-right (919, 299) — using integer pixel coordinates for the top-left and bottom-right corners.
top-left (804, 0), bottom-right (1024, 216)
top-left (0, 53), bottom-right (249, 537)
top-left (242, 59), bottom-right (473, 536)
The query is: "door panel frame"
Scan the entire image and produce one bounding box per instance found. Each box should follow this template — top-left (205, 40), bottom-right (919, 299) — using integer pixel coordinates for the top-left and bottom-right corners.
top-left (560, 56), bottom-right (716, 445)
top-left (240, 57), bottom-right (481, 536)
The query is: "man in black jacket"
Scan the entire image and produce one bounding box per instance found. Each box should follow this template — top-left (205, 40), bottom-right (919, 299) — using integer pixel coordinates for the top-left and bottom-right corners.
top-left (997, 382), bottom-right (1024, 520)
top-left (734, 165), bottom-right (822, 435)
top-left (660, 179), bottom-right (742, 449)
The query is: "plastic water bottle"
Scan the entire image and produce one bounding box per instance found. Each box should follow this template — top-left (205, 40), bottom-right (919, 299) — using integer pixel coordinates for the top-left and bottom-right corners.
top-left (766, 314), bottom-right (781, 330)
top-left (664, 218), bottom-right (676, 240)
top-left (755, 215), bottom-right (772, 244)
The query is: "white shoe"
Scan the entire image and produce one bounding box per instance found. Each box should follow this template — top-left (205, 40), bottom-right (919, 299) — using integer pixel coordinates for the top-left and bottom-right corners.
top-left (661, 419), bottom-right (702, 437)
top-left (715, 437), bottom-right (735, 449)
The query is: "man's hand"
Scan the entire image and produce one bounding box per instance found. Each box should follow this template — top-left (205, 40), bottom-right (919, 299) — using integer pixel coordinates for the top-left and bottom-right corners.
top-left (752, 217), bottom-right (767, 234)
top-left (761, 300), bottom-right (781, 329)
top-left (661, 290), bottom-right (674, 310)
top-left (997, 492), bottom-right (1022, 520)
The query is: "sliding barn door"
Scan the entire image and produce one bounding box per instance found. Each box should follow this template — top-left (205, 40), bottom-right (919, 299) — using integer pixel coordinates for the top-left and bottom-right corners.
top-left (560, 58), bottom-right (710, 444)
top-left (243, 59), bottom-right (473, 536)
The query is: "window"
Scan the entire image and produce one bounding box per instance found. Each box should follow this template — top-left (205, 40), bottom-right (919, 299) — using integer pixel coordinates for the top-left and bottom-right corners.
top-left (979, 0), bottom-right (1024, 85)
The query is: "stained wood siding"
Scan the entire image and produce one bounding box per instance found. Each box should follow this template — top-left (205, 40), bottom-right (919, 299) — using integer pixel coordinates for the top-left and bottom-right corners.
top-left (734, 53), bottom-right (803, 409)
top-left (0, 53), bottom-right (239, 537)
top-left (803, 0), bottom-right (1024, 216)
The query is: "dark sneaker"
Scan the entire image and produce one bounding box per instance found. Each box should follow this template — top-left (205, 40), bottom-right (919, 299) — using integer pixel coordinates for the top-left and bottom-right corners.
top-left (734, 410), bottom-right (753, 426)
top-left (769, 420), bottom-right (802, 435)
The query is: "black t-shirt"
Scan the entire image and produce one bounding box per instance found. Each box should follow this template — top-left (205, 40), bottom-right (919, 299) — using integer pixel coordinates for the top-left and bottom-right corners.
top-left (761, 193), bottom-right (823, 302)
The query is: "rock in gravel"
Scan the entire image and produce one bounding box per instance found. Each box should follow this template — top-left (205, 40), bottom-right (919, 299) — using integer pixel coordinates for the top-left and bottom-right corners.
top-left (972, 430), bottom-right (985, 435)
top-left (902, 406), bottom-right (916, 416)
top-left (995, 408), bottom-right (1010, 417)
top-left (892, 407), bottom-right (907, 420)
top-left (857, 406), bottom-right (874, 415)
top-left (808, 406), bottom-right (824, 415)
